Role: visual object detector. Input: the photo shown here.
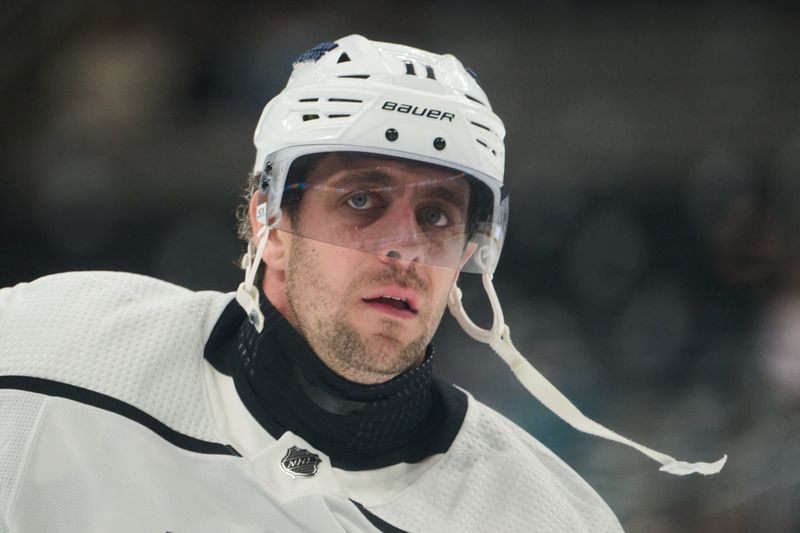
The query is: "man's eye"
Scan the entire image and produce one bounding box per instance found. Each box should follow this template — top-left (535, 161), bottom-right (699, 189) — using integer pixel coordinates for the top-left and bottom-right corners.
top-left (421, 208), bottom-right (449, 227)
top-left (347, 193), bottom-right (373, 209)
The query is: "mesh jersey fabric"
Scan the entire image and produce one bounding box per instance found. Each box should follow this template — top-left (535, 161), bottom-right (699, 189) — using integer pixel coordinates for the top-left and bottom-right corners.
top-left (0, 271), bottom-right (622, 532)
top-left (0, 272), bottom-right (228, 442)
top-left (375, 399), bottom-right (622, 532)
top-left (0, 391), bottom-right (47, 533)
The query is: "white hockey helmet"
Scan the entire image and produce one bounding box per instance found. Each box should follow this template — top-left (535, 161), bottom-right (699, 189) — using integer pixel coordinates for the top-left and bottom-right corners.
top-left (250, 34), bottom-right (508, 274)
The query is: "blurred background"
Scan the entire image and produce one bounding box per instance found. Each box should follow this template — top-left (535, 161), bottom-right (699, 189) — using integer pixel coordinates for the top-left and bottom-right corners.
top-left (2, 1), bottom-right (799, 530)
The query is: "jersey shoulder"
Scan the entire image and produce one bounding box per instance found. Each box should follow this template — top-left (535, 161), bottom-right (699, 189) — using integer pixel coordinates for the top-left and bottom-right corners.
top-left (373, 393), bottom-right (623, 533)
top-left (0, 271), bottom-right (234, 441)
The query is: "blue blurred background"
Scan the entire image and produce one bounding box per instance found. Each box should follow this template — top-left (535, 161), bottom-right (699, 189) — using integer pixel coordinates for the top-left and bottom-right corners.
top-left (2, 1), bottom-right (799, 530)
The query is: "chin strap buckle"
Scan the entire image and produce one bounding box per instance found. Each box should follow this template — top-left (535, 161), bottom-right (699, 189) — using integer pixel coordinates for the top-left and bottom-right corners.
top-left (236, 282), bottom-right (264, 332)
top-left (235, 224), bottom-right (270, 332)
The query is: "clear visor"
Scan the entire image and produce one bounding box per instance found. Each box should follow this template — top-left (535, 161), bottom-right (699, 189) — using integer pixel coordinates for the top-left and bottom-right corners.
top-left (257, 147), bottom-right (508, 274)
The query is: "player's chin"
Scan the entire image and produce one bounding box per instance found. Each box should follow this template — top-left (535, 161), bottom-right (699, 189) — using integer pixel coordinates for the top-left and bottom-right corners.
top-left (355, 315), bottom-right (429, 348)
top-left (366, 354), bottom-right (425, 380)
top-left (367, 331), bottom-right (406, 350)
top-left (375, 332), bottom-right (427, 360)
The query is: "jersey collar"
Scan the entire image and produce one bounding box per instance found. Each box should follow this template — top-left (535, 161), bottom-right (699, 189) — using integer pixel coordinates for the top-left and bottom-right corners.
top-left (204, 293), bottom-right (467, 470)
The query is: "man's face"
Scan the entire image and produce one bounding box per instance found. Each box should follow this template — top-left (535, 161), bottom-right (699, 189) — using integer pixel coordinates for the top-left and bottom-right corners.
top-left (278, 153), bottom-right (470, 384)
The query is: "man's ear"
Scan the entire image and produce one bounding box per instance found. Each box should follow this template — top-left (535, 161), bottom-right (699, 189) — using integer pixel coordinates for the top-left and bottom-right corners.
top-left (248, 193), bottom-right (264, 237)
top-left (264, 227), bottom-right (289, 272)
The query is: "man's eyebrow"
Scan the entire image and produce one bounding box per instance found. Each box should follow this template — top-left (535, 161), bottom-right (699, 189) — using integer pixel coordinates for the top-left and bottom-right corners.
top-left (310, 169), bottom-right (469, 210)
top-left (422, 184), bottom-right (468, 212)
top-left (325, 169), bottom-right (394, 188)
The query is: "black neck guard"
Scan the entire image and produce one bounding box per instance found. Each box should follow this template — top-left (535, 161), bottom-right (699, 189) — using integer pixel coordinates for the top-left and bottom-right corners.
top-left (204, 294), bottom-right (467, 471)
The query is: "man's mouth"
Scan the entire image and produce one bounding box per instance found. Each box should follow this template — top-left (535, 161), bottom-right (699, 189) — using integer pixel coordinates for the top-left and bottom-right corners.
top-left (363, 295), bottom-right (416, 313)
top-left (361, 287), bottom-right (421, 317)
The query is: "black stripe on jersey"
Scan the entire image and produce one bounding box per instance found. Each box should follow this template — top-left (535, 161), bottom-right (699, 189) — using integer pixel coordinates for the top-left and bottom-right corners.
top-left (352, 501), bottom-right (409, 533)
top-left (0, 375), bottom-right (241, 457)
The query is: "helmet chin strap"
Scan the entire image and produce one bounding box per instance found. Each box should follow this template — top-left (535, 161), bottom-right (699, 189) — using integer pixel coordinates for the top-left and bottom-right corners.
top-left (236, 225), bottom-right (270, 333)
top-left (447, 273), bottom-right (727, 476)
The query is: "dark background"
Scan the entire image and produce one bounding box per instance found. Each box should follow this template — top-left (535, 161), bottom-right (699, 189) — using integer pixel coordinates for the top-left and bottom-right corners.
top-left (2, 1), bottom-right (800, 531)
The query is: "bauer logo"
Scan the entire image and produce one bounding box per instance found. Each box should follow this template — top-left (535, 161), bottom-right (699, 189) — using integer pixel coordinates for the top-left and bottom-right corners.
top-left (381, 101), bottom-right (455, 121)
top-left (280, 446), bottom-right (322, 478)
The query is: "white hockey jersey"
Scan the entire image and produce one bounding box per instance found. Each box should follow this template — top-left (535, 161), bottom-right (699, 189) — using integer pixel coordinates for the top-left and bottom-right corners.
top-left (0, 271), bottom-right (622, 532)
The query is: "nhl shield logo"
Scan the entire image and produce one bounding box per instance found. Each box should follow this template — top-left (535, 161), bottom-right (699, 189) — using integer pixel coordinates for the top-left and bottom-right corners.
top-left (280, 446), bottom-right (322, 478)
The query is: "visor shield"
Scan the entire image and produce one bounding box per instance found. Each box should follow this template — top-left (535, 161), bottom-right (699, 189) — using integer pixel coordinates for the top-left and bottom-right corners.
top-left (257, 148), bottom-right (508, 274)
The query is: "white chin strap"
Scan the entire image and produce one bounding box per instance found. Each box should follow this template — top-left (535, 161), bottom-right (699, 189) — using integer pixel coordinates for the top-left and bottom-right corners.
top-left (447, 273), bottom-right (727, 476)
top-left (236, 225), bottom-right (270, 333)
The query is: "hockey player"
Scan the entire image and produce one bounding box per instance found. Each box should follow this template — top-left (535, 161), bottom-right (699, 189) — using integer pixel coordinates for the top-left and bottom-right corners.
top-left (0, 35), bottom-right (723, 532)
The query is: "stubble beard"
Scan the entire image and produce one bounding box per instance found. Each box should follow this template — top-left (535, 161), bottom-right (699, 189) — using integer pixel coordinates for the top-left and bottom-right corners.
top-left (285, 238), bottom-right (438, 383)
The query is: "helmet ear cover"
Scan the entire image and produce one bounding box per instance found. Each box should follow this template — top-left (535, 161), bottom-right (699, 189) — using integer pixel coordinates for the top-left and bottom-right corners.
top-left (254, 156), bottom-right (317, 228)
top-left (464, 177), bottom-right (494, 242)
top-left (279, 154), bottom-right (322, 227)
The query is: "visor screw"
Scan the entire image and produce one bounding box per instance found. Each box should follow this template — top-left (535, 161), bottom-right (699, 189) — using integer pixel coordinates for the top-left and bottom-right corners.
top-left (385, 128), bottom-right (399, 141)
top-left (259, 173), bottom-right (270, 192)
top-left (433, 137), bottom-right (446, 150)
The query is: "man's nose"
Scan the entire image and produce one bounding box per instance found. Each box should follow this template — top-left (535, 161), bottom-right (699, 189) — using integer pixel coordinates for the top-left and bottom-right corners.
top-left (375, 204), bottom-right (426, 266)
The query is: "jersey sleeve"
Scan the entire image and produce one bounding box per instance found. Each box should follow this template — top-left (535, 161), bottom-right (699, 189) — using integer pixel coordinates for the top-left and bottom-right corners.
top-left (1, 282), bottom-right (46, 531)
top-left (0, 391), bottom-right (49, 532)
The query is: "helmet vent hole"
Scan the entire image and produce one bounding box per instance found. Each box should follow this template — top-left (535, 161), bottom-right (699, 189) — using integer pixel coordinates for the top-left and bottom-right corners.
top-left (470, 121), bottom-right (491, 131)
top-left (299, 97), bottom-right (319, 102)
top-left (328, 98), bottom-right (362, 103)
top-left (465, 94), bottom-right (486, 106)
top-left (337, 52), bottom-right (351, 63)
top-left (476, 139), bottom-right (488, 148)
top-left (338, 74), bottom-right (370, 79)
top-left (404, 61), bottom-right (416, 75)
top-left (302, 114), bottom-right (320, 121)
top-left (328, 114), bottom-right (350, 119)
top-left (425, 65), bottom-right (436, 80)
